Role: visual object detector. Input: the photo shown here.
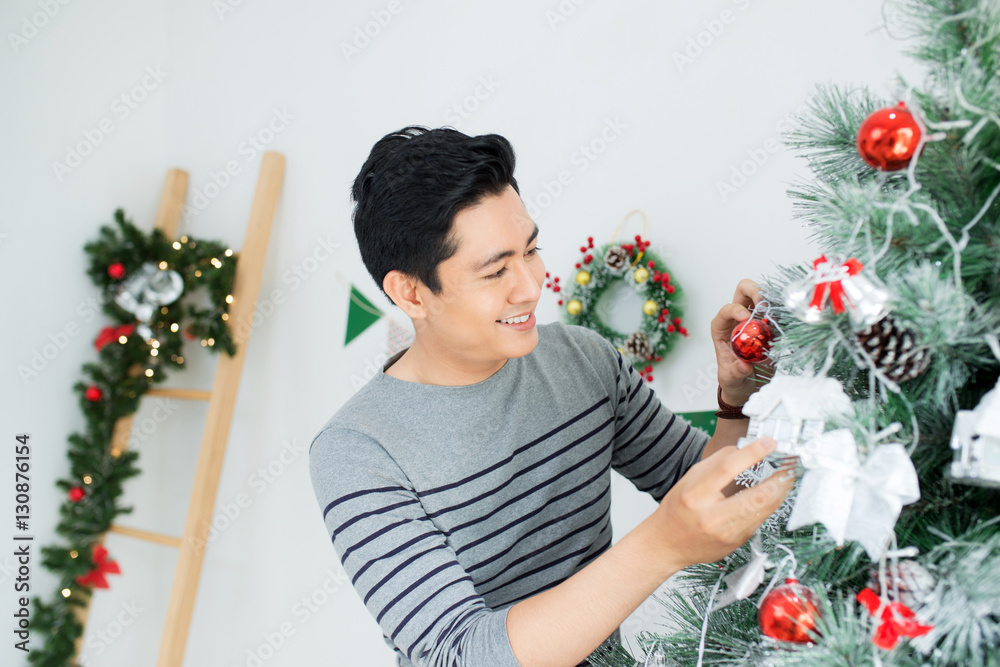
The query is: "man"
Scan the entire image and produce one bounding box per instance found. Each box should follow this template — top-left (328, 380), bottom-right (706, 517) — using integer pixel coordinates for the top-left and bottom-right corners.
top-left (309, 126), bottom-right (792, 667)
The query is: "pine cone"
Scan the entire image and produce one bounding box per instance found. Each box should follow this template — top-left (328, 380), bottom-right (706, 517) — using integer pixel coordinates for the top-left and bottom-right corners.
top-left (855, 315), bottom-right (931, 382)
top-left (625, 331), bottom-right (651, 360)
top-left (604, 245), bottom-right (629, 272)
top-left (868, 559), bottom-right (935, 610)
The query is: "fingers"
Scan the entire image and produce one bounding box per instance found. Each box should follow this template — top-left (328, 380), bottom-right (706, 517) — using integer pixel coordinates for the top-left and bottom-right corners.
top-left (732, 279), bottom-right (761, 309)
top-left (708, 436), bottom-right (779, 485)
top-left (722, 462), bottom-right (795, 528)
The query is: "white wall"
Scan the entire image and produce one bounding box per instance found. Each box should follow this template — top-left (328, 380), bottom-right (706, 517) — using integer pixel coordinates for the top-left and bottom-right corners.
top-left (2, 1), bottom-right (919, 665)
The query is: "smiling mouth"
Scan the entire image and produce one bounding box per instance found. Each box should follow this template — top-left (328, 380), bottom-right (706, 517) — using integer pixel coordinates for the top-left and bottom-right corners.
top-left (497, 312), bottom-right (532, 325)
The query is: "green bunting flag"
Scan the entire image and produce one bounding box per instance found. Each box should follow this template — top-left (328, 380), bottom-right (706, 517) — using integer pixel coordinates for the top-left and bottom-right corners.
top-left (345, 284), bottom-right (383, 345)
top-left (678, 410), bottom-right (718, 434)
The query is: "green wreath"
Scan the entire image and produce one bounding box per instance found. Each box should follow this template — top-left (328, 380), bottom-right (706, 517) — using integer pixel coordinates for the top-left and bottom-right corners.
top-left (556, 232), bottom-right (687, 381)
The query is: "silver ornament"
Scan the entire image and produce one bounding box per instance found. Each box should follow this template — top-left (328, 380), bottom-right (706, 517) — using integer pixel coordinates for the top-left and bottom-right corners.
top-left (949, 376), bottom-right (1000, 488)
top-left (114, 261), bottom-right (185, 324)
top-left (840, 271), bottom-right (892, 327)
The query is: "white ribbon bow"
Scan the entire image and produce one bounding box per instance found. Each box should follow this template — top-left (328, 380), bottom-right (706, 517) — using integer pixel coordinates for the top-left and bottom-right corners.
top-left (786, 429), bottom-right (920, 560)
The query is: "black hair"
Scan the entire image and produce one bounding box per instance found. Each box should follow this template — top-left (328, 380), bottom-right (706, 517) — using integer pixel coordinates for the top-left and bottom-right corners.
top-left (351, 126), bottom-right (519, 300)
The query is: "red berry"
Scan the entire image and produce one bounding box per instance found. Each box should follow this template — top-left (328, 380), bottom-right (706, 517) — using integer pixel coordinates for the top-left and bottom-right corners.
top-left (553, 277), bottom-right (560, 283)
top-left (587, 236), bottom-right (594, 243)
top-left (583, 255), bottom-right (593, 264)
top-left (545, 272), bottom-right (550, 277)
top-left (575, 263), bottom-right (581, 269)
top-left (557, 300), bottom-right (563, 305)
top-left (667, 324), bottom-right (676, 333)
top-left (673, 317), bottom-right (682, 325)
top-left (680, 327), bottom-right (688, 335)
top-left (107, 263), bottom-right (126, 280)
top-left (588, 240), bottom-right (594, 248)
top-left (661, 308), bottom-right (669, 315)
top-left (657, 316), bottom-right (665, 323)
top-left (653, 272), bottom-right (661, 281)
top-left (68, 486), bottom-right (86, 502)
top-left (647, 374), bottom-right (654, 381)
top-left (623, 244), bottom-right (633, 252)
top-left (666, 285), bottom-right (675, 294)
top-left (644, 365), bottom-right (653, 373)
top-left (635, 234), bottom-right (642, 242)
top-left (580, 246), bottom-right (588, 253)
top-left (662, 273), bottom-right (670, 283)
top-left (84, 385), bottom-right (102, 402)
top-left (647, 261), bottom-right (655, 268)
top-left (553, 286), bottom-right (561, 293)
top-left (655, 355), bottom-right (662, 362)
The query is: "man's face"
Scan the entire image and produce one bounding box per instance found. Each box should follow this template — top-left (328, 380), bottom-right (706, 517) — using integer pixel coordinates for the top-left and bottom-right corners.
top-left (418, 184), bottom-right (545, 366)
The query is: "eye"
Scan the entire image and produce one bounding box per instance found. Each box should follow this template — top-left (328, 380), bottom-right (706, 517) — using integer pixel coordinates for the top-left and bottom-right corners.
top-left (527, 246), bottom-right (542, 256)
top-left (488, 267), bottom-right (507, 279)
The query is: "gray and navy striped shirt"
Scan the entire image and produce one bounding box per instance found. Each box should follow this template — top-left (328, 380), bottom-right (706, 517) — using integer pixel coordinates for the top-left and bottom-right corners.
top-left (309, 322), bottom-right (709, 666)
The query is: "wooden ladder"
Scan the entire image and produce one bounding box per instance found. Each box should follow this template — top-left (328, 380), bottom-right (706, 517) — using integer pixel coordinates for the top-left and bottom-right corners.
top-left (75, 152), bottom-right (285, 666)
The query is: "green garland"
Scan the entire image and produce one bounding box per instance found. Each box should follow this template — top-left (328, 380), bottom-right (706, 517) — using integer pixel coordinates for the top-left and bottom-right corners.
top-left (559, 233), bottom-right (687, 380)
top-left (29, 209), bottom-right (237, 666)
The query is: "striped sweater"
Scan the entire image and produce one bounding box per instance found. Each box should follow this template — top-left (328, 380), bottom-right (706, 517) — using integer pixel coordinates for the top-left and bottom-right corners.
top-left (308, 322), bottom-right (709, 666)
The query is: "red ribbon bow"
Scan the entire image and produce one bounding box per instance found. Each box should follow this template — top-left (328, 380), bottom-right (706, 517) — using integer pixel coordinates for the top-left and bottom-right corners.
top-left (75, 544), bottom-right (122, 589)
top-left (857, 587), bottom-right (933, 650)
top-left (94, 323), bottom-right (136, 351)
top-left (808, 255), bottom-right (864, 314)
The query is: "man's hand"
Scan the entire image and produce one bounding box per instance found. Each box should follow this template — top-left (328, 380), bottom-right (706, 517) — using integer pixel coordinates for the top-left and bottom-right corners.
top-left (648, 436), bottom-right (794, 570)
top-left (710, 278), bottom-right (775, 407)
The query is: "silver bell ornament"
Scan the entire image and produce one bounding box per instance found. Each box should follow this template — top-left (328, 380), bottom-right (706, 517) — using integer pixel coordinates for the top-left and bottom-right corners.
top-left (114, 261), bottom-right (185, 339)
top-left (784, 255), bottom-right (891, 328)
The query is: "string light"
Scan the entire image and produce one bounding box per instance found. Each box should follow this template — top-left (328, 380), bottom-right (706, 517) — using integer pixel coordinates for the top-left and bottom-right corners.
top-left (200, 339), bottom-right (208, 347)
top-left (225, 295), bottom-right (234, 304)
top-left (180, 235), bottom-right (189, 243)
top-left (69, 550), bottom-right (78, 559)
top-left (170, 323), bottom-right (179, 332)
top-left (151, 340), bottom-right (160, 348)
top-left (119, 335), bottom-right (128, 344)
top-left (61, 589), bottom-right (71, 598)
top-left (160, 306), bottom-right (168, 314)
top-left (194, 270), bottom-right (202, 277)
top-left (83, 475), bottom-right (92, 484)
top-left (211, 258), bottom-right (222, 268)
top-left (173, 241), bottom-right (182, 250)
top-left (207, 338), bottom-right (215, 346)
top-left (176, 356), bottom-right (184, 364)
top-left (221, 313), bottom-right (229, 321)
top-left (150, 349), bottom-right (158, 357)
top-left (145, 368), bottom-right (154, 377)
top-left (224, 248), bottom-right (233, 256)
top-left (158, 261), bottom-right (168, 270)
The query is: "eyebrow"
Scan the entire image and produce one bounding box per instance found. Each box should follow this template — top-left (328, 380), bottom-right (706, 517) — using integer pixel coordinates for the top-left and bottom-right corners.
top-left (472, 224), bottom-right (540, 272)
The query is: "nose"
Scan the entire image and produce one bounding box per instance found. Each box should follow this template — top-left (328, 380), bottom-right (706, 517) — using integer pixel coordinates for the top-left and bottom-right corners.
top-left (509, 254), bottom-right (543, 306)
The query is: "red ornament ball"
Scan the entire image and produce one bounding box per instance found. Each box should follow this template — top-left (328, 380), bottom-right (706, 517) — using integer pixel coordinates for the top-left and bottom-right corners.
top-left (760, 578), bottom-right (822, 644)
top-left (84, 385), bottom-right (103, 402)
top-left (857, 102), bottom-right (921, 171)
top-left (68, 486), bottom-right (86, 502)
top-left (731, 318), bottom-right (773, 363)
top-left (107, 262), bottom-right (126, 279)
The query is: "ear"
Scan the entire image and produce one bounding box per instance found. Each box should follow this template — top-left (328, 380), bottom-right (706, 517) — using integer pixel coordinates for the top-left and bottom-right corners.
top-left (383, 270), bottom-right (428, 320)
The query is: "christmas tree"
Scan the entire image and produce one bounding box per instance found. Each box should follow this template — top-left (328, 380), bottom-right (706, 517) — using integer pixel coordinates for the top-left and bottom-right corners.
top-left (597, 2), bottom-right (1000, 665)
